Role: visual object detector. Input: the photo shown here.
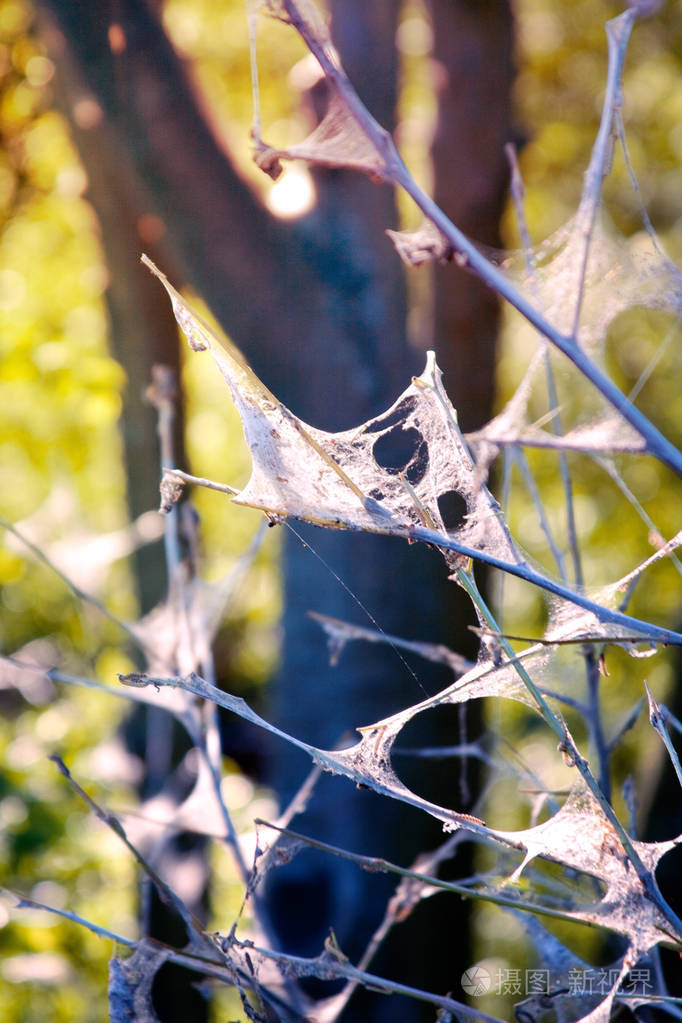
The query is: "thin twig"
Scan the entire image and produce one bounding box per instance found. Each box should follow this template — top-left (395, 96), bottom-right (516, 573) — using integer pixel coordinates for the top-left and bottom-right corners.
top-left (505, 143), bottom-right (577, 587)
top-left (569, 11), bottom-right (635, 339)
top-left (161, 467), bottom-right (239, 497)
top-left (509, 447), bottom-right (568, 580)
top-left (230, 935), bottom-right (508, 1023)
top-left (455, 571), bottom-right (682, 939)
top-left (2, 888), bottom-right (136, 946)
top-left (49, 755), bottom-right (209, 946)
top-left (405, 520), bottom-right (682, 647)
top-left (646, 683), bottom-right (682, 792)
top-left (0, 516), bottom-right (165, 668)
top-left (253, 820), bottom-right (606, 931)
top-left (253, 3), bottom-right (682, 471)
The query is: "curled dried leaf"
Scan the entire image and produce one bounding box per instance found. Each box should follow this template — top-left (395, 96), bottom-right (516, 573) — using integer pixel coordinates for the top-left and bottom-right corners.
top-left (159, 470), bottom-right (185, 514)
top-left (386, 221), bottom-right (454, 267)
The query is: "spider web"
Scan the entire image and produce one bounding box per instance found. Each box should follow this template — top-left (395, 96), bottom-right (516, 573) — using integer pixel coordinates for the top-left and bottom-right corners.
top-left (135, 2), bottom-right (682, 1019)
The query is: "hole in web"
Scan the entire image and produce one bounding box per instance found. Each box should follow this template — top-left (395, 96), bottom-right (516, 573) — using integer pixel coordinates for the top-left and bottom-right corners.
top-left (483, 773), bottom-right (563, 832)
top-left (391, 704), bottom-right (481, 810)
top-left (152, 961), bottom-right (207, 1019)
top-left (659, 947), bottom-right (682, 1004)
top-left (437, 490), bottom-right (468, 532)
top-left (653, 845), bottom-right (682, 920)
top-left (372, 426), bottom-right (427, 485)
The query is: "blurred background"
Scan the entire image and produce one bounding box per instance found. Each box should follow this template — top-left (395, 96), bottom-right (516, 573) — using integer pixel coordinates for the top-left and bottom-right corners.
top-left (1, 0), bottom-right (681, 1020)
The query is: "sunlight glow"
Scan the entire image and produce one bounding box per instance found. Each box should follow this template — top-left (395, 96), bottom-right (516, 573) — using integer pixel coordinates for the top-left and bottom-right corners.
top-left (266, 166), bottom-right (316, 219)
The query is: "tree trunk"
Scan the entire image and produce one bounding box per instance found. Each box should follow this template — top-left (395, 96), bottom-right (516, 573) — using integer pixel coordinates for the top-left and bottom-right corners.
top-left (429, 0), bottom-right (515, 431)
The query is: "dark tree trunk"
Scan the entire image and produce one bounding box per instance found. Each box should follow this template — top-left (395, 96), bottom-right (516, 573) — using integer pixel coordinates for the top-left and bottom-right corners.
top-left (429, 0), bottom-right (515, 432)
top-left (38, 2), bottom-right (515, 1019)
top-left (46, 14), bottom-right (185, 613)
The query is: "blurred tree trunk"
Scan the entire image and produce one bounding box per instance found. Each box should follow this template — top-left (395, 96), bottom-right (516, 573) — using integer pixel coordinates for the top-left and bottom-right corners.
top-left (47, 17), bottom-right (185, 613)
top-left (38, 1), bottom-right (514, 1019)
top-left (429, 0), bottom-right (515, 430)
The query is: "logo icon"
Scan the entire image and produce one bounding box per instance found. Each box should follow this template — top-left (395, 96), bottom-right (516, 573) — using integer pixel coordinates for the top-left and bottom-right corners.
top-left (461, 965), bottom-right (491, 997)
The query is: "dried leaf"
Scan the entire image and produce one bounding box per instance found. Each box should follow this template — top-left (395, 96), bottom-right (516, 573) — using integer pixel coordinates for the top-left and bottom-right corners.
top-left (254, 90), bottom-right (392, 180)
top-left (386, 220), bottom-right (453, 266)
top-left (249, 0), bottom-right (398, 182)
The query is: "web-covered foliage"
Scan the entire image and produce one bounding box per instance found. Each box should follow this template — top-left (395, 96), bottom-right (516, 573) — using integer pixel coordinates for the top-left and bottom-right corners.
top-left (126, 3), bottom-right (682, 1017)
top-left (6, 1), bottom-right (682, 1021)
